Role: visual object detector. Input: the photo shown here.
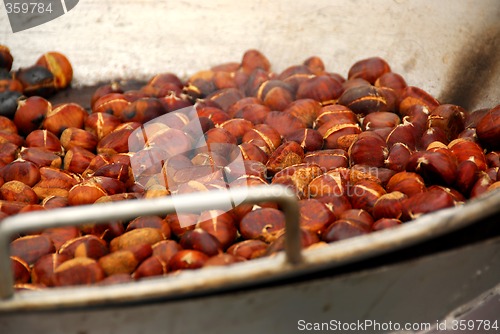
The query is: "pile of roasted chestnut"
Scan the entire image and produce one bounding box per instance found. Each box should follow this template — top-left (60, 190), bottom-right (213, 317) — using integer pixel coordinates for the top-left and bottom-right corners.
top-left (1, 46), bottom-right (499, 289)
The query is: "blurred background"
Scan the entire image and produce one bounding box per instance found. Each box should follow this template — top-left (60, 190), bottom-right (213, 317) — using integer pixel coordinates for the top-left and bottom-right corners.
top-left (1, 0), bottom-right (499, 110)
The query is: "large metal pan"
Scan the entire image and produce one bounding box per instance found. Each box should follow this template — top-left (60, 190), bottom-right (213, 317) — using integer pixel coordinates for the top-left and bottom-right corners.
top-left (0, 186), bottom-right (499, 324)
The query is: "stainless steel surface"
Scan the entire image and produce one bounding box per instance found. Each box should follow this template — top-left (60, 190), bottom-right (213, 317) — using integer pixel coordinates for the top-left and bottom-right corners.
top-left (422, 280), bottom-right (500, 333)
top-left (0, 184), bottom-right (301, 300)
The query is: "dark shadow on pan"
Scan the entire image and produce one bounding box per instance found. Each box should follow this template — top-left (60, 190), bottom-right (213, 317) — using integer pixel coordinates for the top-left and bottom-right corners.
top-left (439, 19), bottom-right (500, 111)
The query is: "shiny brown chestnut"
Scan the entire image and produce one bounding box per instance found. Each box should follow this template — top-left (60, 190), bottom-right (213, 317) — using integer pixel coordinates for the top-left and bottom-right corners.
top-left (406, 150), bottom-right (458, 186)
top-left (196, 210), bottom-right (238, 250)
top-left (399, 86), bottom-right (440, 115)
top-left (98, 244), bottom-right (152, 276)
top-left (264, 111), bottom-right (306, 138)
top-left (348, 57), bottom-right (391, 84)
top-left (179, 228), bottom-right (223, 256)
top-left (386, 171), bottom-right (426, 197)
top-left (53, 257), bottom-right (105, 287)
top-left (168, 249), bottom-right (209, 271)
top-left (348, 131), bottom-right (388, 168)
top-left (239, 207), bottom-right (286, 243)
top-left (321, 218), bottom-right (370, 242)
top-left (227, 239), bottom-right (268, 260)
top-left (338, 85), bottom-right (389, 116)
top-left (256, 80), bottom-right (295, 111)
top-left (0, 180), bottom-right (38, 204)
top-left (14, 96), bottom-right (51, 136)
top-left (43, 103), bottom-right (88, 136)
top-left (476, 105), bottom-right (500, 151)
top-left (284, 98), bottom-right (322, 128)
top-left (240, 49), bottom-right (271, 75)
top-left (35, 52), bottom-right (73, 90)
top-left (25, 129), bottom-right (63, 153)
top-left (296, 75), bottom-right (343, 104)
top-left (285, 128), bottom-right (324, 152)
top-left (58, 235), bottom-right (109, 260)
top-left (298, 199), bottom-right (335, 235)
top-left (10, 234), bottom-right (55, 266)
top-left (400, 188), bottom-right (454, 221)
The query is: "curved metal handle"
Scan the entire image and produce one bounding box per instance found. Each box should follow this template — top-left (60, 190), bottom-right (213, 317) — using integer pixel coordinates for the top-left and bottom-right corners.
top-left (0, 185), bottom-right (300, 299)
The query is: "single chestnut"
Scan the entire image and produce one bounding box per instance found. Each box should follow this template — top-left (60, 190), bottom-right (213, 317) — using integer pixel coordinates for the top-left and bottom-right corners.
top-left (110, 227), bottom-right (165, 252)
top-left (240, 49), bottom-right (271, 75)
top-left (227, 239), bottom-right (268, 260)
top-left (60, 127), bottom-right (98, 152)
top-left (196, 210), bottom-right (238, 250)
top-left (25, 129), bottom-right (63, 153)
top-left (20, 147), bottom-right (62, 169)
top-left (427, 104), bottom-right (466, 141)
top-left (84, 112), bottom-right (122, 141)
top-left (386, 171), bottom-right (426, 197)
top-left (0, 180), bottom-right (38, 204)
top-left (256, 80), bottom-right (295, 111)
top-left (58, 235), bottom-right (109, 260)
top-left (126, 216), bottom-right (171, 239)
top-left (400, 188), bottom-right (454, 221)
top-left (1, 158), bottom-right (41, 187)
top-left (304, 149), bottom-right (348, 171)
top-left (318, 120), bottom-right (361, 150)
top-left (35, 52), bottom-right (73, 90)
top-left (298, 199), bottom-right (335, 235)
top-left (372, 218), bottom-right (402, 231)
top-left (284, 98), bottom-right (322, 128)
top-left (399, 86), bottom-right (440, 115)
top-left (296, 75), bottom-right (343, 104)
top-left (63, 146), bottom-right (96, 174)
top-left (348, 180), bottom-right (386, 214)
top-left (52, 257), bottom-right (105, 287)
top-left (406, 150), bottom-right (458, 186)
top-left (322, 218), bottom-right (370, 242)
top-left (348, 57), bottom-right (391, 84)
top-left (98, 244), bottom-right (152, 276)
top-left (43, 103), bottom-right (88, 136)
top-left (266, 141), bottom-right (305, 174)
top-left (348, 131), bottom-right (388, 168)
top-left (13, 96), bottom-right (51, 136)
top-left (239, 207), bottom-right (286, 243)
top-left (10, 234), bottom-right (55, 266)
top-left (476, 105), bottom-right (499, 150)
top-left (168, 249), bottom-right (209, 271)
top-left (179, 228), bottom-right (222, 256)
top-left (308, 170), bottom-right (347, 198)
top-left (338, 85), bottom-right (389, 116)
top-left (372, 191), bottom-right (407, 220)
